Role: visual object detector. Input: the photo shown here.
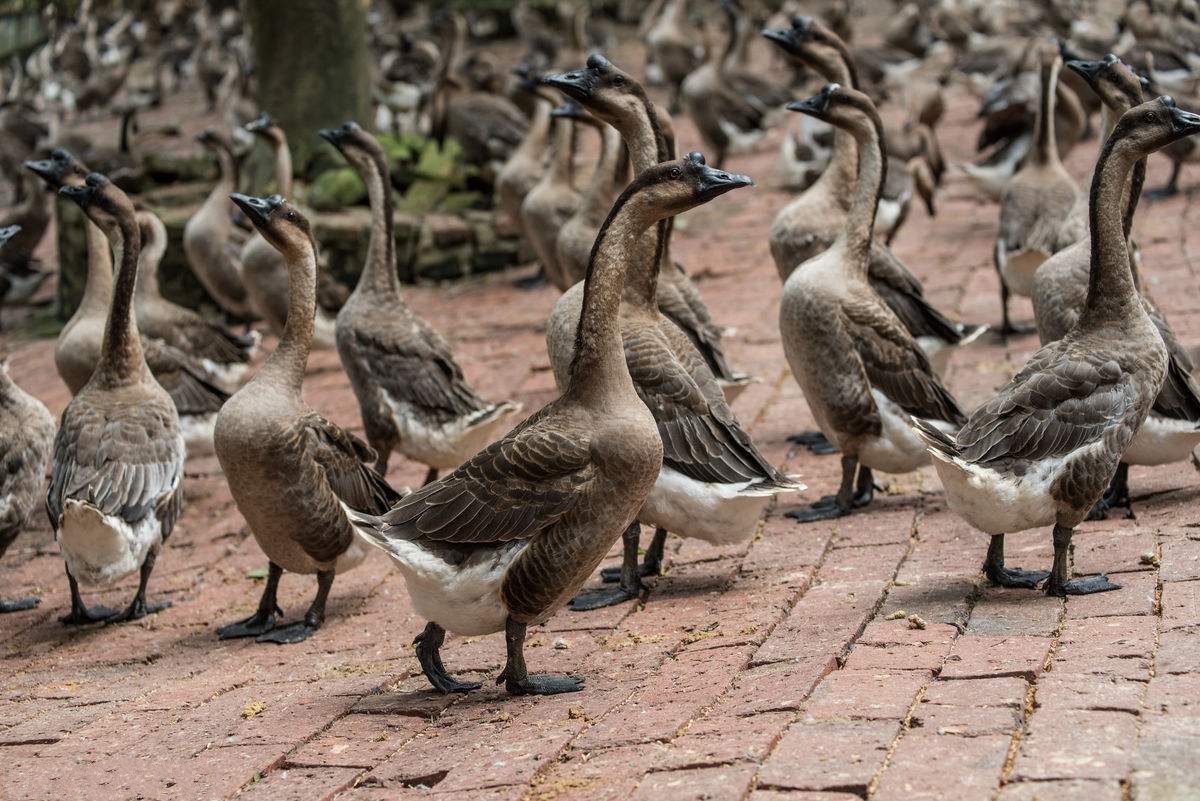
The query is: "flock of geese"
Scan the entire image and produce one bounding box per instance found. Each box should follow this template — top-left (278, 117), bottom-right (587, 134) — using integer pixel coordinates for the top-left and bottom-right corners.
top-left (1, 0), bottom-right (1200, 697)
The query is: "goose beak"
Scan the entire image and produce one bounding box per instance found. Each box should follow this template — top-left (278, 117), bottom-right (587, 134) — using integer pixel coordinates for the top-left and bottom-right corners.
top-left (696, 163), bottom-right (755, 199)
top-left (541, 69), bottom-right (597, 101)
top-left (58, 183), bottom-right (95, 208)
top-left (1168, 101), bottom-right (1200, 136)
top-left (245, 113), bottom-right (271, 134)
top-left (1065, 58), bottom-right (1105, 83)
top-left (787, 85), bottom-right (838, 118)
top-left (229, 193), bottom-right (280, 228)
top-left (0, 224), bottom-right (21, 248)
top-left (761, 27), bottom-right (798, 52)
top-left (23, 158), bottom-right (59, 184)
top-left (318, 127), bottom-right (344, 148)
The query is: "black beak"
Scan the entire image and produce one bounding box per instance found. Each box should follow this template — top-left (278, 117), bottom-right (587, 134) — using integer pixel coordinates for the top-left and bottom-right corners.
top-left (229, 192), bottom-right (281, 228)
top-left (787, 85), bottom-right (838, 117)
top-left (318, 127), bottom-right (343, 148)
top-left (761, 27), bottom-right (800, 54)
top-left (1066, 58), bottom-right (1106, 84)
top-left (23, 158), bottom-right (60, 185)
top-left (245, 113), bottom-right (271, 134)
top-left (0, 224), bottom-right (20, 248)
top-left (1165, 97), bottom-right (1200, 135)
top-left (59, 183), bottom-right (95, 208)
top-left (541, 69), bottom-right (597, 101)
top-left (694, 159), bottom-right (755, 199)
top-left (551, 100), bottom-right (586, 120)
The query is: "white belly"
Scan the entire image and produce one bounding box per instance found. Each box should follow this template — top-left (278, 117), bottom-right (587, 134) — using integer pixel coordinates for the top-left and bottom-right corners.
top-left (876, 198), bottom-right (904, 239)
top-left (383, 392), bottom-right (517, 469)
top-left (917, 336), bottom-right (952, 378)
top-left (927, 452), bottom-right (1060, 535)
top-left (640, 467), bottom-right (801, 545)
top-left (1122, 414), bottom-right (1200, 466)
top-left (57, 499), bottom-right (162, 586)
top-left (1000, 249), bottom-right (1048, 297)
top-left (859, 390), bottom-right (937, 475)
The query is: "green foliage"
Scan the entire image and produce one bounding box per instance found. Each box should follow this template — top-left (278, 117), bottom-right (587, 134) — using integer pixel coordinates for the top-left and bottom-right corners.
top-left (308, 167), bottom-right (367, 211)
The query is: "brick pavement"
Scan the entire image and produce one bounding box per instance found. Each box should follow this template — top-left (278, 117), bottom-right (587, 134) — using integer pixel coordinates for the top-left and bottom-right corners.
top-left (2, 69), bottom-right (1200, 801)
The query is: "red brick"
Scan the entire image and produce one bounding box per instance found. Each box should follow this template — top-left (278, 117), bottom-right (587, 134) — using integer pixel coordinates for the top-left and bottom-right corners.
top-left (717, 657), bottom-right (835, 716)
top-left (758, 720), bottom-right (900, 792)
top-left (878, 576), bottom-right (979, 630)
top-left (920, 677), bottom-right (1028, 708)
top-left (1010, 710), bottom-right (1139, 781)
top-left (632, 764), bottom-right (756, 801)
top-left (819, 543), bottom-right (910, 585)
top-left (1130, 716), bottom-right (1200, 800)
top-left (749, 793), bottom-right (861, 801)
top-left (753, 582), bottom-right (888, 666)
top-left (1143, 674), bottom-right (1200, 716)
top-left (996, 779), bottom-right (1124, 801)
top-left (1160, 538), bottom-right (1200, 582)
top-left (1034, 674), bottom-right (1144, 715)
top-left (660, 711), bottom-right (792, 770)
top-left (967, 587), bottom-right (1062, 636)
top-left (1160, 578), bottom-right (1200, 631)
top-left (1064, 569), bottom-right (1157, 619)
top-left (1156, 629), bottom-right (1200, 676)
top-left (1052, 617), bottom-right (1156, 680)
top-left (873, 732), bottom-right (1010, 800)
top-left (940, 635), bottom-right (1053, 681)
top-left (841, 639), bottom-right (951, 672)
top-left (237, 765), bottom-right (361, 801)
top-left (801, 670), bottom-right (929, 722)
top-left (1073, 527), bottom-right (1156, 577)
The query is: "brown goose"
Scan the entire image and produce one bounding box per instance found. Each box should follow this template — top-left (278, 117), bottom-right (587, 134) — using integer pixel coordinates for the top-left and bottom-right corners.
top-left (0, 229), bottom-right (56, 614)
top-left (215, 193), bottom-right (402, 644)
top-left (1033, 55), bottom-right (1200, 518)
top-left (546, 64), bottom-right (800, 608)
top-left (646, 0), bottom-right (701, 113)
top-left (520, 106), bottom-right (582, 292)
top-left (913, 96), bottom-right (1200, 596)
top-left (495, 69), bottom-right (553, 245)
top-left (1142, 66), bottom-right (1200, 198)
top-left (346, 157), bottom-right (739, 695)
top-left (25, 151), bottom-right (231, 447)
top-left (780, 84), bottom-right (965, 523)
top-left (0, 171), bottom-right (53, 316)
top-left (994, 42), bottom-right (1084, 338)
top-left (183, 128), bottom-right (253, 318)
top-left (321, 122), bottom-right (521, 483)
top-left (544, 54), bottom-right (753, 403)
top-left (50, 173), bottom-right (186, 624)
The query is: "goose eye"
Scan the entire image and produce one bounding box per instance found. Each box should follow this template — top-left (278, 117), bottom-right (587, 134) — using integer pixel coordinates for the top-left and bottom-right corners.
top-left (612, 75), bottom-right (626, 86)
top-left (669, 166), bottom-right (682, 178)
top-left (1144, 111), bottom-right (1156, 123)
top-left (287, 210), bottom-right (297, 221)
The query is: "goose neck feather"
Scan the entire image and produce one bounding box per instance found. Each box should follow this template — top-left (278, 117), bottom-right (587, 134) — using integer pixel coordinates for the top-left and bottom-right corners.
top-left (95, 219), bottom-right (147, 385)
top-left (257, 242), bottom-right (317, 395)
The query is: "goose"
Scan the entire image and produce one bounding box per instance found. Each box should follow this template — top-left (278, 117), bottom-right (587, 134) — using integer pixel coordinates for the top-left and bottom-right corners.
top-left (762, 18), bottom-right (982, 450)
top-left (780, 84), bottom-right (966, 523)
top-left (25, 151), bottom-right (231, 447)
top-left (555, 110), bottom-right (629, 289)
top-left (994, 42), bottom-right (1085, 338)
top-left (646, 0), bottom-right (701, 113)
top-left (520, 105), bottom-right (582, 292)
top-left (0, 171), bottom-right (53, 318)
top-left (183, 127), bottom-right (253, 319)
top-left (543, 54), bottom-right (754, 404)
top-left (1034, 55), bottom-right (1200, 518)
top-left (215, 193), bottom-right (402, 644)
top-left (913, 96), bottom-right (1200, 596)
top-left (545, 65), bottom-right (800, 607)
top-left (50, 173), bottom-right (186, 624)
top-left (240, 113), bottom-right (338, 347)
top-left (347, 157), bottom-right (742, 694)
top-left (0, 228), bottom-right (56, 614)
top-left (321, 122), bottom-right (522, 483)
top-left (1141, 66), bottom-right (1200, 198)
top-left (495, 68), bottom-right (553, 244)
top-left (132, 209), bottom-right (259, 388)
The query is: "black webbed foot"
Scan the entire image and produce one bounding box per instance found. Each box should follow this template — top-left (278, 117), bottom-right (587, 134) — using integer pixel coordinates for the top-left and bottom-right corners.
top-left (786, 504), bottom-right (850, 523)
top-left (1046, 574), bottom-right (1121, 597)
top-left (787, 430), bottom-right (838, 454)
top-left (0, 596), bottom-right (39, 613)
top-left (499, 671), bottom-right (585, 696)
top-left (256, 621), bottom-right (320, 644)
top-left (106, 597), bottom-right (170, 624)
top-left (987, 565), bottom-right (1051, 589)
top-left (60, 604), bottom-right (119, 626)
top-left (1143, 187), bottom-right (1178, 201)
top-left (414, 622), bottom-right (480, 694)
top-left (569, 585), bottom-right (639, 610)
top-left (217, 608), bottom-right (280, 640)
top-left (599, 561), bottom-right (659, 583)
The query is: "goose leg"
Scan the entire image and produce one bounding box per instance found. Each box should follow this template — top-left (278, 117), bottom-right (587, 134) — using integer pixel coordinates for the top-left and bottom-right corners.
top-left (1045, 524), bottom-right (1121, 596)
top-left (0, 596), bottom-right (38, 613)
top-left (106, 548), bottom-right (171, 623)
top-left (787, 455), bottom-right (857, 523)
top-left (599, 526), bottom-right (667, 583)
top-left (786, 430), bottom-right (838, 455)
top-left (257, 569), bottom-right (334, 644)
top-left (497, 617), bottom-right (584, 695)
top-left (853, 466), bottom-right (876, 508)
top-left (368, 435), bottom-right (393, 476)
top-left (998, 280), bottom-right (1034, 339)
top-left (414, 622), bottom-right (480, 693)
top-left (1087, 462), bottom-right (1132, 520)
top-left (983, 533), bottom-right (1050, 588)
top-left (422, 467), bottom-right (439, 486)
top-left (1145, 159), bottom-right (1181, 200)
top-left (60, 564), bottom-right (118, 625)
top-left (570, 522), bottom-right (645, 610)
top-left (217, 562), bottom-right (283, 639)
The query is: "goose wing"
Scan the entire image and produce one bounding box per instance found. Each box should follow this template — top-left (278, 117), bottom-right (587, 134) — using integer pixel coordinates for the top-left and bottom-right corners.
top-left (343, 315), bottom-right (490, 424)
top-left (46, 394), bottom-right (185, 540)
top-left (297, 412), bottom-right (403, 517)
top-left (843, 295), bottom-right (966, 426)
top-left (956, 347), bottom-right (1139, 467)
top-left (364, 406), bottom-right (594, 545)
top-left (142, 338), bottom-right (229, 415)
top-left (868, 245), bottom-right (964, 343)
top-left (1151, 355), bottom-right (1200, 423)
top-left (628, 324), bottom-right (778, 484)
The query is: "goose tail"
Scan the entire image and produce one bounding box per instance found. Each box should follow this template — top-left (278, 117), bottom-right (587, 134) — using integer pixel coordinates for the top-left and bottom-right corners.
top-left (910, 417), bottom-right (960, 461)
top-left (954, 323), bottom-right (989, 347)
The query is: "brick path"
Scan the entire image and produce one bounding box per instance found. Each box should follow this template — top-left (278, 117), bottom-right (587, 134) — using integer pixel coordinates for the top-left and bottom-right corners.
top-left (3, 72), bottom-right (1200, 801)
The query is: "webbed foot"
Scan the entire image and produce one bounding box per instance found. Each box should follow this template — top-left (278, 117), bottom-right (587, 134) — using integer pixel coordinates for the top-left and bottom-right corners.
top-left (987, 565), bottom-right (1051, 589)
top-left (106, 597), bottom-right (170, 624)
top-left (569, 585), bottom-right (639, 610)
top-left (0, 596), bottom-right (39, 613)
top-left (786, 504), bottom-right (850, 523)
top-left (787, 430), bottom-right (838, 454)
top-left (60, 604), bottom-right (119, 626)
top-left (256, 621), bottom-right (319, 644)
top-left (217, 609), bottom-right (280, 640)
top-left (1046, 574), bottom-right (1122, 597)
top-left (500, 672), bottom-right (585, 696)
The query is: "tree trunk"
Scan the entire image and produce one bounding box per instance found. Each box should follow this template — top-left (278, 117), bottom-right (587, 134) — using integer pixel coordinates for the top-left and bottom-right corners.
top-left (242, 0), bottom-right (371, 173)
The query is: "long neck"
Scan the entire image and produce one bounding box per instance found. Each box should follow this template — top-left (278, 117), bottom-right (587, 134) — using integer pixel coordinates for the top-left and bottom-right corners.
top-left (610, 98), bottom-right (671, 306)
top-left (581, 125), bottom-right (623, 219)
top-left (568, 193), bottom-right (655, 398)
top-left (358, 148), bottom-right (400, 298)
top-left (1032, 61), bottom-right (1060, 165)
top-left (516, 97), bottom-right (553, 158)
top-left (133, 226), bottom-right (164, 302)
top-left (205, 146), bottom-right (237, 208)
top-left (619, 98), bottom-right (668, 174)
top-left (1082, 137), bottom-right (1141, 324)
top-left (838, 116), bottom-right (886, 270)
top-left (78, 218), bottom-right (115, 316)
top-left (258, 243), bottom-right (317, 393)
top-left (272, 134), bottom-right (293, 196)
top-left (96, 219), bottom-right (146, 382)
top-left (549, 118), bottom-right (576, 183)
top-left (807, 52), bottom-right (858, 199)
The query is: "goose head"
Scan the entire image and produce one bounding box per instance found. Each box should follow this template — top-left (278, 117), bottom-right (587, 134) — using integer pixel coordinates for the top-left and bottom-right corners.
top-left (228, 193), bottom-right (314, 261)
top-left (629, 152), bottom-right (754, 221)
top-left (541, 54), bottom-right (648, 127)
top-left (787, 83), bottom-right (881, 140)
top-left (318, 121), bottom-right (386, 176)
top-left (24, 148), bottom-right (87, 190)
top-left (1066, 54), bottom-right (1144, 108)
top-left (1109, 96), bottom-right (1200, 159)
top-left (59, 172), bottom-right (134, 237)
top-left (760, 16), bottom-right (845, 81)
top-left (244, 112), bottom-right (285, 146)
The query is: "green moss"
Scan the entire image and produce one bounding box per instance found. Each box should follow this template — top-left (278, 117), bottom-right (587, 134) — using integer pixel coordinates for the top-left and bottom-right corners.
top-left (308, 168), bottom-right (367, 211)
